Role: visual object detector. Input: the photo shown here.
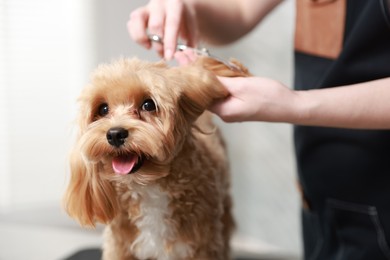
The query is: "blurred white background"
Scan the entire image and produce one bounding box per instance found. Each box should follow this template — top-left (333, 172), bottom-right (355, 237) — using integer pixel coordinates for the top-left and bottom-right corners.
top-left (0, 0), bottom-right (301, 259)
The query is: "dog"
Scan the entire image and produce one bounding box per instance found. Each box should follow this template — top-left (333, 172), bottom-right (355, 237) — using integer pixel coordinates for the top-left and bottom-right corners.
top-left (64, 56), bottom-right (249, 260)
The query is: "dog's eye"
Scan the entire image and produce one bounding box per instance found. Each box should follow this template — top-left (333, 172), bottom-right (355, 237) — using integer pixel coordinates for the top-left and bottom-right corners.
top-left (141, 99), bottom-right (156, 112)
top-left (98, 103), bottom-right (109, 117)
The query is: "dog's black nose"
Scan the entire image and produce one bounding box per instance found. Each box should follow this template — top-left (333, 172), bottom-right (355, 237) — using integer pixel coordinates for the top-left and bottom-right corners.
top-left (107, 127), bottom-right (128, 147)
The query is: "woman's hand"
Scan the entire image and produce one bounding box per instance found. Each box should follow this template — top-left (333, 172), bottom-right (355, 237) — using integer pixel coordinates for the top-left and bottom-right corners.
top-left (128, 0), bottom-right (283, 60)
top-left (211, 76), bottom-right (390, 129)
top-left (127, 0), bottom-right (198, 60)
top-left (210, 76), bottom-right (299, 123)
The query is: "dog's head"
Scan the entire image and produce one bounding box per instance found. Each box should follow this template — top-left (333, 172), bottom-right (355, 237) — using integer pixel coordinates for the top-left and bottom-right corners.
top-left (63, 58), bottom-right (230, 226)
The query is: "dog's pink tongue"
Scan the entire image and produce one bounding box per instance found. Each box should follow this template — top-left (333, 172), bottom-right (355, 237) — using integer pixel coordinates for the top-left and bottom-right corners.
top-left (112, 154), bottom-right (137, 175)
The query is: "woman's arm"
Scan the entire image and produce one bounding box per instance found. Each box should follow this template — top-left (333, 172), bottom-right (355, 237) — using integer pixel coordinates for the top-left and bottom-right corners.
top-left (295, 77), bottom-right (390, 129)
top-left (189, 0), bottom-right (283, 45)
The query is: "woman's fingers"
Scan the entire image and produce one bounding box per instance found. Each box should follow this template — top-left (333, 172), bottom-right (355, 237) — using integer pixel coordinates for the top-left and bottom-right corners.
top-left (128, 7), bottom-right (151, 49)
top-left (163, 0), bottom-right (185, 60)
top-left (128, 0), bottom-right (198, 59)
top-left (147, 1), bottom-right (166, 57)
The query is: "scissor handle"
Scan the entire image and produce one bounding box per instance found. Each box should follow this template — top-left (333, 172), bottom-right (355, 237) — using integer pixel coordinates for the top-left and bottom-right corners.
top-left (147, 33), bottom-right (242, 72)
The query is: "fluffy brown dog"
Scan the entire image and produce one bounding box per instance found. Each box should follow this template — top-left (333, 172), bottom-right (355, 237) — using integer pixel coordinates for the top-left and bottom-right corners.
top-left (64, 57), bottom-right (249, 260)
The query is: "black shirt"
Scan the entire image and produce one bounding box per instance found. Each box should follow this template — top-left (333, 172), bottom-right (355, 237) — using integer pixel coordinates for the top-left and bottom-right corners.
top-left (294, 0), bottom-right (390, 258)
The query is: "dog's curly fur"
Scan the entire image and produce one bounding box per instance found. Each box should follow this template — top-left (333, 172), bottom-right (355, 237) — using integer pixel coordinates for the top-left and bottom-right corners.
top-left (63, 57), bottom-right (249, 260)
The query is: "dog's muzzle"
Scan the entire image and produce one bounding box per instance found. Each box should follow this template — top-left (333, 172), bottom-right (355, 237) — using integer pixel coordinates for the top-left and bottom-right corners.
top-left (106, 127), bottom-right (144, 175)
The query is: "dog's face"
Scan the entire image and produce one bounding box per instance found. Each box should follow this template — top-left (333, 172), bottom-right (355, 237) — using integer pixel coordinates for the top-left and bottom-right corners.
top-left (64, 58), bottom-right (228, 226)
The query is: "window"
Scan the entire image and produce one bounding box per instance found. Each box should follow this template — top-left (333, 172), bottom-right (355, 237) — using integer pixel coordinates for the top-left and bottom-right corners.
top-left (0, 0), bottom-right (94, 209)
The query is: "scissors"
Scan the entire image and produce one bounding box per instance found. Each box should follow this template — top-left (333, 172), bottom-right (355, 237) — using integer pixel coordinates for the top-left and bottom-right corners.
top-left (148, 34), bottom-right (242, 72)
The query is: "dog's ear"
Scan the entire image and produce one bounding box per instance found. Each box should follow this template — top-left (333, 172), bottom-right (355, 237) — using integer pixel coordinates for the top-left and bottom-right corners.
top-left (63, 144), bottom-right (119, 227)
top-left (194, 56), bottom-right (251, 77)
top-left (169, 65), bottom-right (229, 121)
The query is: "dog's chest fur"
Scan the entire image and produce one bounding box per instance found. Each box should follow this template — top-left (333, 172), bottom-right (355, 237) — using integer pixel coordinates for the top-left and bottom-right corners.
top-left (117, 184), bottom-right (192, 260)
